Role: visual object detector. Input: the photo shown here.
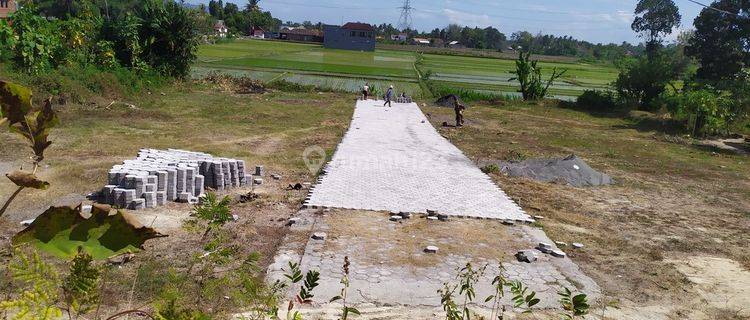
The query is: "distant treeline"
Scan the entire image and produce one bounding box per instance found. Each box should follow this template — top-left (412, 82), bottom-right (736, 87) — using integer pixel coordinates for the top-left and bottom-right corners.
top-left (374, 23), bottom-right (646, 61)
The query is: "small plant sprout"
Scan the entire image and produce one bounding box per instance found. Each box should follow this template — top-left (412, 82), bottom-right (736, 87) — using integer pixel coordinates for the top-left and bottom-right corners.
top-left (558, 287), bottom-right (590, 319)
top-left (330, 256), bottom-right (360, 320)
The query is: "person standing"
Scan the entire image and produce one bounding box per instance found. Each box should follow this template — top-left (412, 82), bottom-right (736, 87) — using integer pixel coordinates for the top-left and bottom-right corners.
top-left (384, 85), bottom-right (393, 107)
top-left (454, 99), bottom-right (466, 127)
top-left (362, 82), bottom-right (370, 100)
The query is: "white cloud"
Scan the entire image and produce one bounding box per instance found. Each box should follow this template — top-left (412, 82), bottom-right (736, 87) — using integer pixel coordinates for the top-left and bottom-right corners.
top-left (442, 9), bottom-right (492, 27)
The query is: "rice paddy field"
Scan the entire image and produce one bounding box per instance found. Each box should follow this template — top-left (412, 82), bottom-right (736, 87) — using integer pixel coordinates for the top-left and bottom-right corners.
top-left (195, 39), bottom-right (619, 100)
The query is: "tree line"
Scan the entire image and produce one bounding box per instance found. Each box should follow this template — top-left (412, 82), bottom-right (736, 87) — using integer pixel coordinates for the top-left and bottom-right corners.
top-left (585, 0), bottom-right (749, 137)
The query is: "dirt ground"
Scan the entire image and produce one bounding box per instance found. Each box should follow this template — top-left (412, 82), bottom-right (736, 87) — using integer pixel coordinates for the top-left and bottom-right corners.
top-left (0, 84), bottom-right (355, 318)
top-left (424, 101), bottom-right (750, 319)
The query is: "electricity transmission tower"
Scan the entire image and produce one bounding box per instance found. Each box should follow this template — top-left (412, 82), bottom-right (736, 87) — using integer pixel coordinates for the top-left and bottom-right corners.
top-left (398, 0), bottom-right (414, 31)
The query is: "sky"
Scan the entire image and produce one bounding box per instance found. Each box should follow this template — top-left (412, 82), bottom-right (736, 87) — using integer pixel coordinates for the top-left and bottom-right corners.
top-left (192, 0), bottom-right (708, 44)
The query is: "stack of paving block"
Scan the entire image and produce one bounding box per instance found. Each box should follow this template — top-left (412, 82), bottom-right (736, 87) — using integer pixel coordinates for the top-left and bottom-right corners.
top-left (100, 149), bottom-right (248, 210)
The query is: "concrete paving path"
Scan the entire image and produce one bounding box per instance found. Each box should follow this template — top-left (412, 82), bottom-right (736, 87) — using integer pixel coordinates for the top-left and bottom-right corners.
top-left (304, 100), bottom-right (531, 221)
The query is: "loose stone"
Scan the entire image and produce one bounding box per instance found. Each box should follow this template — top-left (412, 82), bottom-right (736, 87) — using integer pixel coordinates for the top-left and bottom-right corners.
top-left (424, 246), bottom-right (439, 253)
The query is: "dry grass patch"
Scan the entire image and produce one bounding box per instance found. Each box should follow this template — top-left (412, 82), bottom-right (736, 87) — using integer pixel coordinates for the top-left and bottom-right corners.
top-left (322, 210), bottom-right (527, 268)
top-left (421, 101), bottom-right (750, 317)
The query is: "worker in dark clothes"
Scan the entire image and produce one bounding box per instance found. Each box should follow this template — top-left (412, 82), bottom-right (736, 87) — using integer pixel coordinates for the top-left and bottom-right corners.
top-left (454, 99), bottom-right (466, 127)
top-left (384, 85), bottom-right (393, 107)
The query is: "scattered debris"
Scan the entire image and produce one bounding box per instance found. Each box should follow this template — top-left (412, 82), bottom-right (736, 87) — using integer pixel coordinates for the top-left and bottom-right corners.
top-left (437, 213), bottom-right (449, 221)
top-left (550, 250), bottom-right (567, 258)
top-left (533, 215), bottom-right (545, 220)
top-left (288, 183), bottom-right (304, 190)
top-left (572, 242), bottom-right (584, 249)
top-left (426, 209), bottom-right (438, 216)
top-left (555, 241), bottom-right (568, 247)
top-left (536, 242), bottom-right (553, 254)
top-left (400, 212), bottom-right (413, 219)
top-left (287, 217), bottom-right (300, 226)
top-left (424, 246), bottom-right (439, 254)
top-left (311, 232), bottom-right (327, 240)
top-left (271, 174), bottom-right (282, 180)
top-left (492, 154), bottom-right (614, 187)
top-left (389, 215), bottom-right (403, 222)
top-left (435, 94), bottom-right (464, 108)
top-left (202, 72), bottom-right (266, 94)
top-left (107, 253), bottom-right (135, 266)
top-left (232, 214), bottom-right (240, 222)
top-left (427, 216), bottom-right (439, 221)
top-left (515, 250), bottom-right (537, 263)
top-left (238, 191), bottom-right (259, 203)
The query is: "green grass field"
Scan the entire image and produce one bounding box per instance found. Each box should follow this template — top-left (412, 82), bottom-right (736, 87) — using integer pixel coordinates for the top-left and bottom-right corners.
top-left (195, 39), bottom-right (619, 100)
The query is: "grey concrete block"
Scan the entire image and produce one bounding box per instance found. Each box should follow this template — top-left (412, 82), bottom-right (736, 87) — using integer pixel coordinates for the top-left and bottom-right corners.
top-left (194, 175), bottom-right (204, 197)
top-left (143, 192), bottom-right (157, 208)
top-left (155, 191), bottom-right (167, 206)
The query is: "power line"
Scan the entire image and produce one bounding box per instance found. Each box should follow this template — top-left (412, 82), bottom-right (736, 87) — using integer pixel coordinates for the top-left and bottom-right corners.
top-left (683, 0), bottom-right (749, 18)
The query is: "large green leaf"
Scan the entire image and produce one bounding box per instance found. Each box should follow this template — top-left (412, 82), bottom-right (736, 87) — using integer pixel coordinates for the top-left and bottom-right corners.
top-left (13, 204), bottom-right (167, 260)
top-left (0, 80), bottom-right (33, 126)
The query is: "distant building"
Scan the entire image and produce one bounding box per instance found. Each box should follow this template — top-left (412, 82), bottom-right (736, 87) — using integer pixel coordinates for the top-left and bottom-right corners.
top-left (323, 22), bottom-right (375, 52)
top-left (391, 33), bottom-right (407, 42)
top-left (448, 41), bottom-right (464, 49)
top-left (280, 27), bottom-right (323, 43)
top-left (411, 37), bottom-right (430, 46)
top-left (213, 20), bottom-right (228, 38)
top-left (0, 0), bottom-right (16, 19)
top-left (251, 26), bottom-right (265, 39)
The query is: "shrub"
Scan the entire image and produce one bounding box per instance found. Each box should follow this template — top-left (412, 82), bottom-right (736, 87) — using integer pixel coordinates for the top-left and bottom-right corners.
top-left (509, 51), bottom-right (567, 101)
top-left (576, 90), bottom-right (618, 111)
top-left (669, 88), bottom-right (733, 136)
top-left (614, 55), bottom-right (676, 111)
top-left (481, 164), bottom-right (500, 174)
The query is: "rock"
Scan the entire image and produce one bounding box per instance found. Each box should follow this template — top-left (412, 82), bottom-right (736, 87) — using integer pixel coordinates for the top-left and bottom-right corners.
top-left (555, 241), bottom-right (568, 247)
top-left (311, 232), bottom-right (327, 240)
top-left (533, 215), bottom-right (545, 220)
top-left (426, 209), bottom-right (438, 216)
top-left (572, 242), bottom-right (584, 249)
top-left (271, 174), bottom-right (282, 180)
top-left (232, 214), bottom-right (239, 222)
top-left (551, 250), bottom-right (567, 258)
top-left (20, 219), bottom-right (35, 227)
top-left (437, 213), bottom-right (449, 221)
top-left (107, 253), bottom-right (134, 266)
top-left (253, 178), bottom-right (263, 185)
top-left (426, 216), bottom-right (439, 221)
top-left (536, 242), bottom-right (553, 253)
top-left (287, 217), bottom-right (300, 226)
top-left (424, 246), bottom-right (439, 254)
top-left (515, 250), bottom-right (537, 263)
top-left (501, 220), bottom-right (515, 226)
top-left (81, 205), bottom-right (93, 213)
top-left (389, 215), bottom-right (403, 222)
top-left (400, 212), bottom-right (413, 219)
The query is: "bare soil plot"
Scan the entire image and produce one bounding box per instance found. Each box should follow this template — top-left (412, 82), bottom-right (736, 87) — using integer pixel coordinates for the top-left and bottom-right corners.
top-left (0, 84), bottom-right (354, 317)
top-left (423, 101), bottom-right (750, 319)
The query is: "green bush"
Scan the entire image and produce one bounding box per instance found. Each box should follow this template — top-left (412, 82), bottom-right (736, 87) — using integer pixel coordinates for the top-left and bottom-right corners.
top-left (576, 90), bottom-right (618, 111)
top-left (668, 88), bottom-right (732, 136)
top-left (137, 0), bottom-right (199, 79)
top-left (614, 55), bottom-right (676, 111)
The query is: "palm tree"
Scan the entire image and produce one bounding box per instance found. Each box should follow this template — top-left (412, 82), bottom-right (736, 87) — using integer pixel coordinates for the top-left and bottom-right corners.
top-left (245, 0), bottom-right (260, 12)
